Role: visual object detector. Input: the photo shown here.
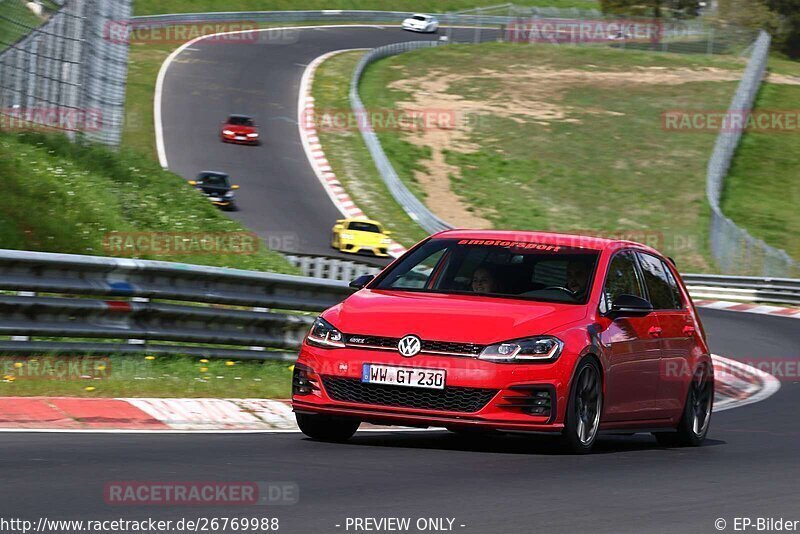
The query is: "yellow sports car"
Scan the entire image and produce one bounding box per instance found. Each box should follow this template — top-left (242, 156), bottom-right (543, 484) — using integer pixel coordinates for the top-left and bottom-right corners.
top-left (331, 218), bottom-right (392, 257)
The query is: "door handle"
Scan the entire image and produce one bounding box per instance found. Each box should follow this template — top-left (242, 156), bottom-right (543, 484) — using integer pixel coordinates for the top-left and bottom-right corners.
top-left (648, 326), bottom-right (663, 338)
top-left (682, 326), bottom-right (696, 337)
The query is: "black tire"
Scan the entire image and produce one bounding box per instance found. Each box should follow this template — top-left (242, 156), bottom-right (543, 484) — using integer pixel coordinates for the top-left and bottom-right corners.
top-left (296, 413), bottom-right (360, 442)
top-left (560, 358), bottom-right (603, 454)
top-left (654, 363), bottom-right (713, 447)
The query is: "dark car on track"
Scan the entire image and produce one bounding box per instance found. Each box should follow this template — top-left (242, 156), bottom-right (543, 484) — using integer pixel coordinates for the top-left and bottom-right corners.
top-left (220, 114), bottom-right (260, 145)
top-left (292, 230), bottom-right (714, 453)
top-left (189, 171), bottom-right (240, 210)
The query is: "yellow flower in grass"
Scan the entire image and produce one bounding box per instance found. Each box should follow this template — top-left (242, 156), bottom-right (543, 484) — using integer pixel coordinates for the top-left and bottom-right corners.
top-left (3, 375), bottom-right (15, 382)
top-left (199, 359), bottom-right (209, 363)
top-left (85, 386), bottom-right (96, 392)
top-left (199, 367), bottom-right (209, 373)
top-left (225, 361), bottom-right (235, 367)
top-left (14, 362), bottom-right (23, 369)
top-left (145, 355), bottom-right (155, 361)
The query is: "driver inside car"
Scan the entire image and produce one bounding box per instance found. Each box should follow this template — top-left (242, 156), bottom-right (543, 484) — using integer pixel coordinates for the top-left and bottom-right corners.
top-left (565, 260), bottom-right (590, 298)
top-left (471, 266), bottom-right (497, 294)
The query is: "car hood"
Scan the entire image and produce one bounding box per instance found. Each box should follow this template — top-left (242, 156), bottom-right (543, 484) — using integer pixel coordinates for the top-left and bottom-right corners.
top-left (324, 289), bottom-right (588, 344)
top-left (223, 124), bottom-right (255, 134)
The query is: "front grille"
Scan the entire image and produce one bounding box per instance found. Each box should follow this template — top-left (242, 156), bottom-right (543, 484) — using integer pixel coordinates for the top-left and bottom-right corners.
top-left (345, 335), bottom-right (484, 356)
top-left (321, 376), bottom-right (497, 413)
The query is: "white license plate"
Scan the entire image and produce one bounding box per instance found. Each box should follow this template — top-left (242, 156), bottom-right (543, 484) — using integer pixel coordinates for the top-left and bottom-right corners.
top-left (362, 364), bottom-right (445, 390)
top-left (236, 136), bottom-right (246, 140)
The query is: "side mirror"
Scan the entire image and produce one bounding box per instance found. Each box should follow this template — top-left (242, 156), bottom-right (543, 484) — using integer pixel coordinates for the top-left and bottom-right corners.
top-left (232, 184), bottom-right (240, 190)
top-left (349, 274), bottom-right (374, 290)
top-left (610, 294), bottom-right (653, 317)
top-left (188, 180), bottom-right (197, 186)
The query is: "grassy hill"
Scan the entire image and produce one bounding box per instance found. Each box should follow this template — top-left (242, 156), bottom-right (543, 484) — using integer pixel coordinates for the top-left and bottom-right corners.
top-left (133, 0), bottom-right (599, 16)
top-left (316, 43), bottom-right (752, 272)
top-left (0, 131), bottom-right (297, 273)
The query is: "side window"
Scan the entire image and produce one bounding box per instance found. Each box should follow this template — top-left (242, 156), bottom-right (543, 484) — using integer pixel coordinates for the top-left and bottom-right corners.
top-left (601, 251), bottom-right (644, 313)
top-left (637, 253), bottom-right (677, 310)
top-left (661, 261), bottom-right (684, 309)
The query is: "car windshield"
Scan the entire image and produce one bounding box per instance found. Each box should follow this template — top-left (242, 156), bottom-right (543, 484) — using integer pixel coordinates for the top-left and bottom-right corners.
top-left (348, 221), bottom-right (381, 233)
top-left (412, 15), bottom-right (428, 21)
top-left (227, 116), bottom-right (254, 126)
top-left (373, 238), bottom-right (599, 304)
top-left (197, 174), bottom-right (230, 187)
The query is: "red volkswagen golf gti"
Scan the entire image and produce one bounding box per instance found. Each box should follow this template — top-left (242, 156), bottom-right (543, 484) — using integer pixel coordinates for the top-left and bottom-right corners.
top-left (292, 231), bottom-right (713, 453)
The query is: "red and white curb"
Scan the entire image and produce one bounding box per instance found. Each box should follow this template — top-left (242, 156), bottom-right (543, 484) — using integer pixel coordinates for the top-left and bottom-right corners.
top-left (694, 300), bottom-right (800, 319)
top-left (297, 50), bottom-right (407, 258)
top-left (0, 355), bottom-right (778, 432)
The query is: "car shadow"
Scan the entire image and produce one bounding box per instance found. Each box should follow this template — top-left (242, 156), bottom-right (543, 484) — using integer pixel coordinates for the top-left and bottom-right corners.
top-left (318, 430), bottom-right (726, 456)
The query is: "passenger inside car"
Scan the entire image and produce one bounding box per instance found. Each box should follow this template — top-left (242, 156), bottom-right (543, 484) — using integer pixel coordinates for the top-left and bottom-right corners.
top-left (471, 266), bottom-right (497, 294)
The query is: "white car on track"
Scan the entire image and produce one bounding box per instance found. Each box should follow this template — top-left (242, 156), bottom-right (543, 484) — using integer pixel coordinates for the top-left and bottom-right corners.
top-left (401, 14), bottom-right (439, 33)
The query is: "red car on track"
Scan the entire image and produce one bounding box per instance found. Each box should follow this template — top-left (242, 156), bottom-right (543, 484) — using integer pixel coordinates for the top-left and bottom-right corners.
top-left (220, 114), bottom-right (260, 145)
top-left (292, 230), bottom-right (714, 453)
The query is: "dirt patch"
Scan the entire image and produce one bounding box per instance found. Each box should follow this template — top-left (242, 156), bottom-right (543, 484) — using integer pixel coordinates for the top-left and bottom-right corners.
top-left (387, 64), bottom-right (741, 228)
top-left (766, 73), bottom-right (800, 85)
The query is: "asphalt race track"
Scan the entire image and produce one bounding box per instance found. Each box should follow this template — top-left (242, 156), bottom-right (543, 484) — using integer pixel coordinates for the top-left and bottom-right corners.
top-left (159, 26), bottom-right (495, 262)
top-left (1, 309), bottom-right (797, 534)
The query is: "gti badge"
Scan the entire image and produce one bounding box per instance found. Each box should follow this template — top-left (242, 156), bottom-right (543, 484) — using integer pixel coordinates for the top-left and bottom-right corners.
top-left (338, 363), bottom-right (348, 372)
top-left (398, 335), bottom-right (422, 357)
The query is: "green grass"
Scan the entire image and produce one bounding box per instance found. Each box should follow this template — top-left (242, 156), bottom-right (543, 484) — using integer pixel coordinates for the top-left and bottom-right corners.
top-left (0, 354), bottom-right (292, 397)
top-left (0, 0), bottom-right (44, 51)
top-left (721, 57), bottom-right (800, 260)
top-left (350, 43), bottom-right (749, 272)
top-left (312, 50), bottom-right (429, 246)
top-left (133, 0), bottom-right (599, 16)
top-left (0, 130), bottom-right (298, 273)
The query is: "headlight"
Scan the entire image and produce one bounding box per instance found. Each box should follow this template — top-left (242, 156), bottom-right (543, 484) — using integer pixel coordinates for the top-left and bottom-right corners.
top-left (222, 129), bottom-right (234, 135)
top-left (246, 133), bottom-right (258, 137)
top-left (306, 317), bottom-right (345, 348)
top-left (381, 237), bottom-right (392, 244)
top-left (340, 232), bottom-right (354, 240)
top-left (479, 336), bottom-right (563, 363)
top-left (224, 191), bottom-right (234, 198)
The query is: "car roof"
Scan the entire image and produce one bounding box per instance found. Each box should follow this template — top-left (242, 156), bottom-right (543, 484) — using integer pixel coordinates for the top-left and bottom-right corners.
top-left (227, 114), bottom-right (252, 119)
top-left (412, 13), bottom-right (431, 17)
top-left (198, 170), bottom-right (229, 177)
top-left (433, 229), bottom-right (662, 254)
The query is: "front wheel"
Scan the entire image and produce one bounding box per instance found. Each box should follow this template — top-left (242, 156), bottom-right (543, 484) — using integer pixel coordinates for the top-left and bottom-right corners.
top-left (654, 363), bottom-right (713, 447)
top-left (296, 413), bottom-right (360, 442)
top-left (560, 359), bottom-right (603, 454)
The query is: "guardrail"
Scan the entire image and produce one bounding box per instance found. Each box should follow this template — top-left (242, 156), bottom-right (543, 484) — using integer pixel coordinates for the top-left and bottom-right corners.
top-left (682, 273), bottom-right (800, 306)
top-left (704, 31), bottom-right (799, 278)
top-left (0, 249), bottom-right (352, 360)
top-left (0, 250), bottom-right (796, 359)
top-left (349, 40), bottom-right (455, 235)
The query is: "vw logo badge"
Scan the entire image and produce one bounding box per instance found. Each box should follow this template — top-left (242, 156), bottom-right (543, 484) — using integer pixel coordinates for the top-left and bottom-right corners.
top-left (398, 335), bottom-right (422, 357)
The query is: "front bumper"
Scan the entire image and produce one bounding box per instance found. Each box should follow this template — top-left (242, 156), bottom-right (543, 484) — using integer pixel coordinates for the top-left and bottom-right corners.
top-left (221, 133), bottom-right (259, 144)
top-left (337, 241), bottom-right (389, 257)
top-left (292, 344), bottom-right (569, 433)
